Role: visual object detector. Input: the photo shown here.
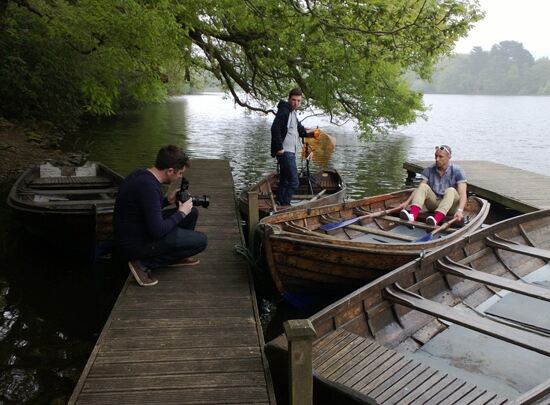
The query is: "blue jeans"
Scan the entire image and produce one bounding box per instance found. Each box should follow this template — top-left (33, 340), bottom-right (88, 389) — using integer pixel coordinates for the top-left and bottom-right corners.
top-left (276, 152), bottom-right (299, 205)
top-left (124, 207), bottom-right (208, 270)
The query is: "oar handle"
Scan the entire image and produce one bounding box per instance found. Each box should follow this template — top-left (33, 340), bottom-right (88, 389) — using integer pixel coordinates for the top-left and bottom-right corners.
top-left (431, 217), bottom-right (459, 236)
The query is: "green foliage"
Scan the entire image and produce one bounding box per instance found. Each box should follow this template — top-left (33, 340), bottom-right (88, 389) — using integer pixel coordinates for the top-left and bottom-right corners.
top-left (0, 0), bottom-right (185, 127)
top-left (411, 41), bottom-right (550, 95)
top-left (0, 0), bottom-right (482, 132)
top-left (184, 0), bottom-right (483, 134)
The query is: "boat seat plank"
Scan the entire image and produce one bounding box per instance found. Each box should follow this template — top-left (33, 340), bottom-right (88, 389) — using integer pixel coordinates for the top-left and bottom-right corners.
top-left (315, 335), bottom-right (362, 372)
top-left (312, 330), bottom-right (510, 404)
top-left (22, 187), bottom-right (118, 195)
top-left (312, 329), bottom-right (348, 356)
top-left (319, 339), bottom-right (375, 377)
top-left (353, 357), bottom-right (413, 395)
top-left (29, 176), bottom-right (114, 189)
top-left (423, 379), bottom-right (469, 404)
top-left (373, 364), bottom-right (432, 403)
top-left (438, 259), bottom-right (550, 302)
top-left (387, 369), bottom-right (443, 404)
top-left (384, 284), bottom-right (550, 356)
top-left (335, 345), bottom-right (389, 385)
top-left (342, 347), bottom-right (396, 388)
top-left (313, 333), bottom-right (359, 369)
top-left (329, 342), bottom-right (384, 382)
top-left (467, 391), bottom-right (501, 405)
top-left (486, 237), bottom-right (550, 260)
top-left (407, 375), bottom-right (461, 404)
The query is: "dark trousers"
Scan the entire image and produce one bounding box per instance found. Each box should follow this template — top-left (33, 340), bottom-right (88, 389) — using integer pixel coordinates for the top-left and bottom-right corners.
top-left (276, 152), bottom-right (299, 205)
top-left (123, 207), bottom-right (208, 270)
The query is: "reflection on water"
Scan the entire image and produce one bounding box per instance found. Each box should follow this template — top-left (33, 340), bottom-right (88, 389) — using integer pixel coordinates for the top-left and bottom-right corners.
top-left (3, 92), bottom-right (550, 402)
top-left (0, 183), bottom-right (125, 403)
top-left (76, 93), bottom-right (413, 198)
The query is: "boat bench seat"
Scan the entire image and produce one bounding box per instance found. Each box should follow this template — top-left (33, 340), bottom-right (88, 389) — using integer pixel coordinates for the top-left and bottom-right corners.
top-left (312, 329), bottom-right (510, 404)
top-left (29, 176), bottom-right (113, 189)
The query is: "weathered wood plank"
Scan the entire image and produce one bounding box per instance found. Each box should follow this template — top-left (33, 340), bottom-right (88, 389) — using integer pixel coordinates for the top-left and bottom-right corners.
top-left (96, 347), bottom-right (262, 364)
top-left (76, 387), bottom-right (270, 404)
top-left (81, 371), bottom-right (267, 392)
top-left (89, 358), bottom-right (264, 377)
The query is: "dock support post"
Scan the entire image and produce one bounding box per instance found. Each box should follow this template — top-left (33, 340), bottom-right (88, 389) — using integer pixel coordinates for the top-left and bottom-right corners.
top-left (247, 191), bottom-right (259, 246)
top-left (284, 319), bottom-right (317, 405)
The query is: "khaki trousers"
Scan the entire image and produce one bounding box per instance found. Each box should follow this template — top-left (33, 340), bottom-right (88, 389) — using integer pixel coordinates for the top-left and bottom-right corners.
top-left (411, 183), bottom-right (460, 215)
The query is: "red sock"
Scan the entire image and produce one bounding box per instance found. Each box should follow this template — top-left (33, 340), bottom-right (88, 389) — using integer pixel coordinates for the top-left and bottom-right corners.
top-left (434, 211), bottom-right (445, 225)
top-left (410, 205), bottom-right (421, 221)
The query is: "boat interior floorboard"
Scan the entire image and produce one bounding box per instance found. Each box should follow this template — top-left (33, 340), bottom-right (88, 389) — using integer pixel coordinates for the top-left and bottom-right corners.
top-left (312, 330), bottom-right (512, 404)
top-left (409, 325), bottom-right (550, 400)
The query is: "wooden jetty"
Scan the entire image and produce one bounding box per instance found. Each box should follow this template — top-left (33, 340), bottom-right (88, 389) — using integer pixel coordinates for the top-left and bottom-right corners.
top-left (69, 160), bottom-right (275, 404)
top-left (403, 160), bottom-right (550, 213)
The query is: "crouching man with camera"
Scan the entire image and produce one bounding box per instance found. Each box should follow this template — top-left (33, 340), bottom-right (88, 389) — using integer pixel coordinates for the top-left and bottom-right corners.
top-left (113, 145), bottom-right (208, 287)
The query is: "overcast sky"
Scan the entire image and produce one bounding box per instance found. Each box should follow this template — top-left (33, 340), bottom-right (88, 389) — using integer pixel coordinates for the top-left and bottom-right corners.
top-left (454, 0), bottom-right (550, 59)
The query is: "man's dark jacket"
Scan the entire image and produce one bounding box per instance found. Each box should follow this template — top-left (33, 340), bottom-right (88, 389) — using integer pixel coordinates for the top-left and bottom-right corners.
top-left (270, 100), bottom-right (307, 157)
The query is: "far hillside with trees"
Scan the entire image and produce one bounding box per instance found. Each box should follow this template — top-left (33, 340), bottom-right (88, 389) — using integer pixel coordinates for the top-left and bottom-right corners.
top-left (410, 41), bottom-right (550, 95)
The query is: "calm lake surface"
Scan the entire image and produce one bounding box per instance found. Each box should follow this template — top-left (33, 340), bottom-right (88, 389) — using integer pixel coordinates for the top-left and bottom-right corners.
top-left (1, 93), bottom-right (549, 402)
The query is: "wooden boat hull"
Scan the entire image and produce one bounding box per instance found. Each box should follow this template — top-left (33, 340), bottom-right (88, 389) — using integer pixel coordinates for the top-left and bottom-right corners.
top-left (238, 169), bottom-right (346, 220)
top-left (7, 162), bottom-right (123, 254)
top-left (266, 209), bottom-right (550, 404)
top-left (260, 190), bottom-right (490, 299)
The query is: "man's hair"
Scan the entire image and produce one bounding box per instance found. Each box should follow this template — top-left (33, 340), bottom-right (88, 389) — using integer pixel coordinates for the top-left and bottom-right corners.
top-left (154, 145), bottom-right (189, 170)
top-left (288, 87), bottom-right (303, 98)
top-left (439, 145), bottom-right (452, 156)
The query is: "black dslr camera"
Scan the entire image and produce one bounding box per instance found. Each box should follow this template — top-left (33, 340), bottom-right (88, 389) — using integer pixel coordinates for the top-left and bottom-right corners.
top-left (176, 177), bottom-right (210, 208)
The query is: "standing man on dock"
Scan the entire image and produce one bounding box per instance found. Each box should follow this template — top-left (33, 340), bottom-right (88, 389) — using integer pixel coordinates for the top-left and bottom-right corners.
top-left (270, 87), bottom-right (317, 206)
top-left (114, 145), bottom-right (207, 287)
top-left (399, 144), bottom-right (467, 226)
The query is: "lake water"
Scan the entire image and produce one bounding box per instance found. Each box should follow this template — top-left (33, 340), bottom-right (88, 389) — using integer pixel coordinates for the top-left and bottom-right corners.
top-left (78, 93), bottom-right (550, 197)
top-left (1, 93), bottom-right (549, 402)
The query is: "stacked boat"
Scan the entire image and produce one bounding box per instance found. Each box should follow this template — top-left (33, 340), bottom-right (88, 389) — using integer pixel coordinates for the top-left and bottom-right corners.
top-left (266, 209), bottom-right (550, 404)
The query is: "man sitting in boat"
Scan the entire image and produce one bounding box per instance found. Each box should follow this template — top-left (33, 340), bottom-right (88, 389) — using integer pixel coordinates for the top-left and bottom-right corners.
top-left (113, 145), bottom-right (208, 287)
top-left (270, 87), bottom-right (318, 206)
top-left (399, 144), bottom-right (467, 226)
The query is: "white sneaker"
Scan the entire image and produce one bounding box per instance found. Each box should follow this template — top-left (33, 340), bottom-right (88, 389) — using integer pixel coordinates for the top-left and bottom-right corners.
top-left (399, 209), bottom-right (414, 222)
top-left (426, 216), bottom-right (437, 227)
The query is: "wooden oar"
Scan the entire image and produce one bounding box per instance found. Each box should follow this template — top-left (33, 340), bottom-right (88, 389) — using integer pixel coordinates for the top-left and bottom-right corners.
top-left (414, 217), bottom-right (458, 243)
top-left (266, 180), bottom-right (277, 212)
top-left (320, 206), bottom-right (401, 232)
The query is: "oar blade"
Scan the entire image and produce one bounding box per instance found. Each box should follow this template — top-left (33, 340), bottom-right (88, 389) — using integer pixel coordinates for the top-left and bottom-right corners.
top-left (319, 216), bottom-right (359, 231)
top-left (414, 232), bottom-right (434, 243)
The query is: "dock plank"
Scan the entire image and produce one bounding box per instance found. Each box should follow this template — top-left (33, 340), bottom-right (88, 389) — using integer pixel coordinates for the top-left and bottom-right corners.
top-left (69, 160), bottom-right (275, 404)
top-left (403, 160), bottom-right (550, 212)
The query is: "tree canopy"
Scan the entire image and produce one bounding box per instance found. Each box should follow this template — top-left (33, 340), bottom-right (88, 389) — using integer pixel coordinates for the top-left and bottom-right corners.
top-left (410, 41), bottom-right (550, 95)
top-left (0, 0), bottom-right (483, 132)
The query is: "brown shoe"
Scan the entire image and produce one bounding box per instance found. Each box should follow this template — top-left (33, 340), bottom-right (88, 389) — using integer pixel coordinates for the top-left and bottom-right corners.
top-left (166, 257), bottom-right (201, 267)
top-left (128, 260), bottom-right (158, 286)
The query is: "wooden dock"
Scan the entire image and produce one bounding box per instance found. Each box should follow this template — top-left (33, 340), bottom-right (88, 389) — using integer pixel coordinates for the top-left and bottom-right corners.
top-left (69, 160), bottom-right (275, 404)
top-left (403, 160), bottom-right (550, 213)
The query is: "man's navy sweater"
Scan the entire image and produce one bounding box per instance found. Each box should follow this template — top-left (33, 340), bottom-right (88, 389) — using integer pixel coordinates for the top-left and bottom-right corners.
top-left (113, 169), bottom-right (183, 250)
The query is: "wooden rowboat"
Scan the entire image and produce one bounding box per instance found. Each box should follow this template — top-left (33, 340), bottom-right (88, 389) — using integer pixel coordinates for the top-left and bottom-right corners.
top-left (266, 209), bottom-right (550, 404)
top-left (238, 169), bottom-right (346, 220)
top-left (259, 189), bottom-right (490, 302)
top-left (7, 161), bottom-right (123, 255)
